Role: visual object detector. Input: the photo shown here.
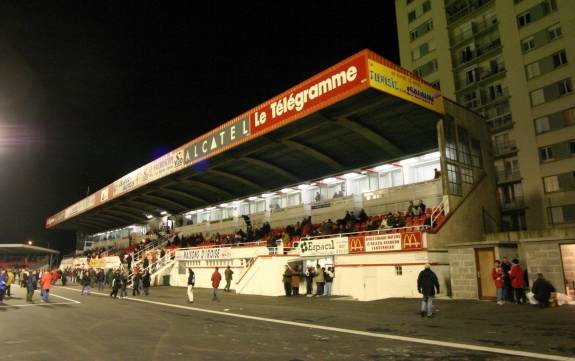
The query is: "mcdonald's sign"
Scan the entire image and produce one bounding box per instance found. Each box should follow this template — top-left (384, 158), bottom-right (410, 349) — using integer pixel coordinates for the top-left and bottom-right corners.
top-left (401, 232), bottom-right (423, 250)
top-left (348, 236), bottom-right (365, 254)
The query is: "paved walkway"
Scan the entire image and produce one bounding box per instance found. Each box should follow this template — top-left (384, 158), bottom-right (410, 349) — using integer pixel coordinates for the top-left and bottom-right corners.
top-left (1, 284), bottom-right (574, 360)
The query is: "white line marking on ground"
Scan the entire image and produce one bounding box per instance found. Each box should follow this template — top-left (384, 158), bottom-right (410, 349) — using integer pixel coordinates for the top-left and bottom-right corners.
top-left (58, 287), bottom-right (574, 361)
top-left (0, 302), bottom-right (76, 308)
top-left (50, 292), bottom-right (81, 304)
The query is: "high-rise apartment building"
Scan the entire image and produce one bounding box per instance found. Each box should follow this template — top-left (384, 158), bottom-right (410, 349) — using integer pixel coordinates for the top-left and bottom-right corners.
top-left (395, 0), bottom-right (575, 231)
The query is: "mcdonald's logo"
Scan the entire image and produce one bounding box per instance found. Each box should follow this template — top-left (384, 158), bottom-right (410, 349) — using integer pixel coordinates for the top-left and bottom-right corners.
top-left (348, 236), bottom-right (365, 253)
top-left (402, 232), bottom-right (422, 250)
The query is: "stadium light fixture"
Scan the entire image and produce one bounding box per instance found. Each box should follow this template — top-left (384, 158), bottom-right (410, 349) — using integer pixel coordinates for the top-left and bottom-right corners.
top-left (372, 164), bottom-right (396, 172)
top-left (248, 196), bottom-right (259, 201)
top-left (297, 184), bottom-right (310, 190)
top-left (280, 188), bottom-right (294, 193)
top-left (219, 203), bottom-right (229, 208)
top-left (145, 214), bottom-right (153, 219)
top-left (27, 240), bottom-right (33, 245)
top-left (160, 211), bottom-right (168, 215)
top-left (261, 193), bottom-right (275, 198)
top-left (206, 206), bottom-right (216, 211)
top-left (422, 151), bottom-right (441, 160)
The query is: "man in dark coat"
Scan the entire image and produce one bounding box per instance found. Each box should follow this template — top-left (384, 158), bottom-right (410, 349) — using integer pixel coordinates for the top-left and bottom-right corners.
top-left (417, 263), bottom-right (440, 318)
top-left (532, 273), bottom-right (555, 308)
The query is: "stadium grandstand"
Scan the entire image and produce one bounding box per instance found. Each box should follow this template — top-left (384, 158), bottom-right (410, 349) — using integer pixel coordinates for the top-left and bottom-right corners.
top-left (0, 244), bottom-right (60, 271)
top-left (47, 49), bottom-right (500, 300)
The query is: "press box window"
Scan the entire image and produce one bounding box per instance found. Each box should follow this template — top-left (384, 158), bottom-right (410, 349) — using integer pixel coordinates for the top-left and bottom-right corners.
top-left (395, 266), bottom-right (403, 276)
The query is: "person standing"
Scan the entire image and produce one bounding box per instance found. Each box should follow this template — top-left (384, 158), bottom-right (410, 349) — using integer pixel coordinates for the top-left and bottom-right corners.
top-left (324, 267), bottom-right (335, 297)
top-left (81, 271), bottom-right (91, 295)
top-left (211, 267), bottom-right (222, 301)
top-left (492, 260), bottom-right (505, 305)
top-left (126, 253), bottom-right (132, 272)
top-left (224, 265), bottom-right (234, 292)
top-left (0, 269), bottom-right (7, 304)
top-left (291, 265), bottom-right (301, 296)
top-left (40, 270), bottom-right (52, 303)
top-left (96, 269), bottom-right (105, 291)
top-left (509, 259), bottom-right (525, 304)
top-left (132, 271), bottom-right (142, 296)
top-left (417, 263), bottom-right (440, 318)
top-left (142, 270), bottom-right (151, 296)
top-left (501, 257), bottom-right (513, 302)
top-left (26, 270), bottom-right (38, 303)
top-left (119, 272), bottom-right (128, 299)
top-left (282, 265), bottom-right (293, 296)
top-left (314, 266), bottom-right (325, 296)
top-left (6, 269), bottom-right (15, 298)
top-left (187, 268), bottom-right (195, 303)
top-left (305, 266), bottom-right (315, 297)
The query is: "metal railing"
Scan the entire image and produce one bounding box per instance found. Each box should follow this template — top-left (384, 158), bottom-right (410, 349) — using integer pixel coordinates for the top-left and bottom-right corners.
top-left (447, 0), bottom-right (494, 24)
top-left (497, 169), bottom-right (522, 183)
top-left (493, 140), bottom-right (518, 157)
top-left (450, 17), bottom-right (499, 47)
top-left (501, 196), bottom-right (525, 210)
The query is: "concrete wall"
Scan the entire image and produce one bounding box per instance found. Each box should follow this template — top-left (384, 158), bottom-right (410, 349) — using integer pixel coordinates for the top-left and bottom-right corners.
top-left (522, 241), bottom-right (567, 293)
top-left (448, 248), bottom-right (478, 299)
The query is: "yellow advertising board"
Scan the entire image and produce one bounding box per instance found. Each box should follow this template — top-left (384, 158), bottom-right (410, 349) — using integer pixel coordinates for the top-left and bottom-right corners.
top-left (89, 258), bottom-right (106, 268)
top-left (368, 59), bottom-right (444, 114)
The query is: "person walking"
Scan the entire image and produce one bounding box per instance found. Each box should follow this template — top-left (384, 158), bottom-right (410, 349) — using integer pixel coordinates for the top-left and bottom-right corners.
top-left (291, 265), bottom-right (301, 296)
top-left (211, 267), bottom-right (222, 301)
top-left (417, 263), bottom-right (440, 318)
top-left (96, 269), bottom-right (105, 291)
top-left (224, 265), bottom-right (233, 292)
top-left (187, 268), bottom-right (195, 303)
top-left (110, 270), bottom-right (121, 299)
top-left (142, 270), bottom-right (151, 296)
top-left (40, 270), bottom-right (52, 302)
top-left (6, 269), bottom-right (15, 298)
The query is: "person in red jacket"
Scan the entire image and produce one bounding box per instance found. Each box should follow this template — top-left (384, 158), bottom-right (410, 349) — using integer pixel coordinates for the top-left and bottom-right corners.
top-left (508, 259), bottom-right (526, 304)
top-left (40, 270), bottom-right (52, 303)
top-left (492, 260), bottom-right (505, 305)
top-left (211, 267), bottom-right (222, 302)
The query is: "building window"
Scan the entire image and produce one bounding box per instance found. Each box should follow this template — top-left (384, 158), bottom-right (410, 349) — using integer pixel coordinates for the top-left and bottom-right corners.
top-left (414, 59), bottom-right (438, 78)
top-left (517, 12), bottom-right (531, 27)
top-left (409, 20), bottom-right (433, 42)
top-left (431, 80), bottom-right (440, 90)
top-left (408, 0), bottom-right (431, 23)
top-left (539, 146), bottom-right (553, 161)
top-left (395, 265), bottom-right (403, 276)
top-left (548, 204), bottom-right (575, 225)
top-left (447, 163), bottom-right (462, 196)
top-left (544, 172), bottom-right (575, 193)
top-left (548, 24), bottom-right (562, 40)
top-left (552, 50), bottom-right (568, 68)
top-left (408, 11), bottom-right (417, 22)
top-left (521, 37), bottom-right (535, 53)
top-left (534, 116), bottom-right (550, 134)
top-left (525, 62), bottom-right (541, 79)
top-left (559, 78), bottom-right (573, 96)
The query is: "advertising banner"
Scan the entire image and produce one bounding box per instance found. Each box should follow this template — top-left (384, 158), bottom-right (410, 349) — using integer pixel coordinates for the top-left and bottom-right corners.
top-left (348, 235), bottom-right (365, 254)
top-left (367, 56), bottom-right (444, 114)
top-left (250, 53), bottom-right (368, 135)
top-left (175, 247), bottom-right (232, 261)
top-left (401, 232), bottom-right (423, 250)
top-left (299, 237), bottom-right (349, 257)
top-left (364, 233), bottom-right (402, 252)
top-left (184, 116), bottom-right (250, 165)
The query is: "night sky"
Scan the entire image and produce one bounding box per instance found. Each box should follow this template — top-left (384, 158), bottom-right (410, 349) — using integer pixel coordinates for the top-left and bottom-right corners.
top-left (0, 2), bottom-right (398, 252)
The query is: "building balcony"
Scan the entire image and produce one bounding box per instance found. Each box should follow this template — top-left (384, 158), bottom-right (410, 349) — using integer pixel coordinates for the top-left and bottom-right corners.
top-left (493, 140), bottom-right (517, 157)
top-left (455, 63), bottom-right (506, 92)
top-left (450, 17), bottom-right (499, 48)
top-left (497, 169), bottom-right (522, 184)
top-left (446, 0), bottom-right (495, 25)
top-left (501, 195), bottom-right (526, 211)
top-left (487, 113), bottom-right (513, 133)
top-left (453, 39), bottom-right (502, 68)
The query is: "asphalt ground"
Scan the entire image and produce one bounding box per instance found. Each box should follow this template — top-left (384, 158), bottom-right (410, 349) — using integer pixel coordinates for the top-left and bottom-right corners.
top-left (0, 284), bottom-right (574, 361)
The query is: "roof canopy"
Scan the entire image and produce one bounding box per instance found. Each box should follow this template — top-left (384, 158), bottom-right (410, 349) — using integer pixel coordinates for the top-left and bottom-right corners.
top-left (0, 244), bottom-right (60, 256)
top-left (47, 50), bottom-right (444, 233)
